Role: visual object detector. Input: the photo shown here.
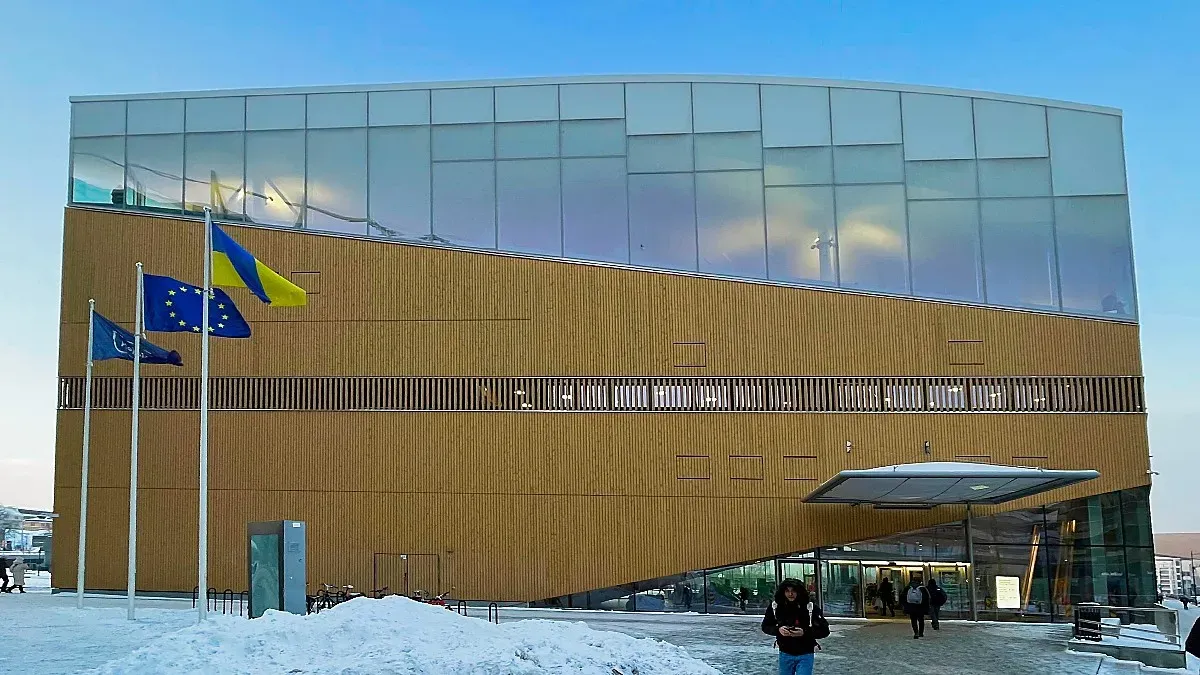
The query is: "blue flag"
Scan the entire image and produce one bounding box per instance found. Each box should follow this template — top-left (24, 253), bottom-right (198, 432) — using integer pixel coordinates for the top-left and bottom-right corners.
top-left (142, 273), bottom-right (251, 338)
top-left (91, 312), bottom-right (183, 366)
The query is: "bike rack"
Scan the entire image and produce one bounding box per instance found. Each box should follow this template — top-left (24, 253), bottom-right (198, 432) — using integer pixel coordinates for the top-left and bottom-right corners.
top-left (455, 600), bottom-right (468, 617)
top-left (488, 602), bottom-right (499, 624)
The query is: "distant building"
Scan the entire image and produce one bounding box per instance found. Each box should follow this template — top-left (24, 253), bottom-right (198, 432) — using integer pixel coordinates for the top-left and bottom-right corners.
top-left (1155, 555), bottom-right (1197, 598)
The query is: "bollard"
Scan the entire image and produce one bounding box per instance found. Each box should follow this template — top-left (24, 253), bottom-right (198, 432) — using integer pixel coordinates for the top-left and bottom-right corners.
top-left (488, 602), bottom-right (499, 624)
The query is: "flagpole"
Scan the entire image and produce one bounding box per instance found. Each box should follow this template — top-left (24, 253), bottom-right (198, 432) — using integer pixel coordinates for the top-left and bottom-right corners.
top-left (77, 299), bottom-right (96, 609)
top-left (198, 209), bottom-right (212, 620)
top-left (127, 262), bottom-right (144, 620)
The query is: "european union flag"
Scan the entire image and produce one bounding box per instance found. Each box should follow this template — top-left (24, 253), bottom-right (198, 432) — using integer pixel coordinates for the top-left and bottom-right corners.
top-left (142, 273), bottom-right (251, 337)
top-left (91, 312), bottom-right (183, 366)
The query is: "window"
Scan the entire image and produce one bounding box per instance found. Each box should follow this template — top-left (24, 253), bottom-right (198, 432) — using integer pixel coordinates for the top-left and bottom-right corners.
top-left (497, 159), bottom-right (561, 256)
top-left (431, 88), bottom-right (494, 124)
top-left (629, 172), bottom-right (696, 270)
top-left (184, 132), bottom-right (244, 218)
top-left (306, 128), bottom-right (367, 234)
top-left (125, 134), bottom-right (183, 212)
top-left (306, 92), bottom-right (367, 128)
top-left (978, 159), bottom-right (1051, 198)
top-left (830, 89), bottom-right (901, 145)
top-left (432, 161), bottom-right (495, 248)
top-left (627, 134), bottom-right (693, 173)
top-left (973, 99), bottom-right (1048, 159)
top-left (696, 171), bottom-right (766, 278)
top-left (908, 200), bottom-right (982, 302)
top-left (625, 83), bottom-right (692, 135)
top-left (560, 120), bottom-right (625, 157)
top-left (368, 90), bottom-right (430, 126)
top-left (766, 186), bottom-right (837, 284)
top-left (1054, 196), bottom-right (1135, 318)
top-left (833, 145), bottom-right (904, 184)
top-left (71, 136), bottom-right (125, 205)
top-left (245, 130), bottom-right (305, 227)
top-left (906, 160), bottom-right (977, 199)
top-left (496, 122), bottom-right (558, 159)
top-left (694, 132), bottom-right (762, 171)
top-left (558, 83), bottom-right (624, 120)
top-left (834, 184), bottom-right (908, 294)
top-left (495, 85), bottom-right (558, 122)
top-left (246, 95), bottom-right (305, 131)
top-left (761, 85), bottom-right (830, 147)
top-left (432, 124), bottom-right (494, 161)
top-left (368, 126), bottom-right (431, 240)
top-left (691, 83), bottom-right (760, 132)
top-left (562, 158), bottom-right (628, 263)
top-left (72, 101), bottom-right (126, 137)
top-left (185, 97), bottom-right (245, 133)
top-left (900, 93), bottom-right (975, 160)
top-left (764, 147), bottom-right (832, 186)
top-left (127, 99), bottom-right (184, 135)
top-left (1048, 109), bottom-right (1126, 196)
top-left (980, 198), bottom-right (1058, 310)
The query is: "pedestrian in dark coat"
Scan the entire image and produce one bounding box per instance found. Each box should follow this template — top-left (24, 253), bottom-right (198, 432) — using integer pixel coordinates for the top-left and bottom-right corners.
top-left (926, 578), bottom-right (948, 630)
top-left (762, 578), bottom-right (831, 675)
top-left (877, 577), bottom-right (896, 617)
top-left (903, 576), bottom-right (931, 638)
top-left (1186, 616), bottom-right (1199, 660)
top-left (0, 557), bottom-right (9, 593)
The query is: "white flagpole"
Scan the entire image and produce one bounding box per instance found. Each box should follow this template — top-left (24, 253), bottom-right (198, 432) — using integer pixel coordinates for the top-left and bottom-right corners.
top-left (77, 299), bottom-right (96, 609)
top-left (127, 262), bottom-right (144, 620)
top-left (198, 209), bottom-right (212, 620)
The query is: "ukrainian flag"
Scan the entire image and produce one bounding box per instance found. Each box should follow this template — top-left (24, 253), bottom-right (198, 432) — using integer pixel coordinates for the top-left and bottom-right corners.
top-left (211, 224), bottom-right (308, 306)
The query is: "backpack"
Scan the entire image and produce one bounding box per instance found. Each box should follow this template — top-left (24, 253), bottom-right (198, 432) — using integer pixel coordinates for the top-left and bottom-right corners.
top-left (906, 586), bottom-right (924, 605)
top-left (932, 587), bottom-right (947, 607)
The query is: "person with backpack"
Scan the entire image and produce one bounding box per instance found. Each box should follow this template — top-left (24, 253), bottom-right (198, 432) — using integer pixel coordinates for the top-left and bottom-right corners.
top-left (925, 578), bottom-right (947, 630)
top-left (903, 575), bottom-right (931, 639)
top-left (762, 578), bottom-right (831, 675)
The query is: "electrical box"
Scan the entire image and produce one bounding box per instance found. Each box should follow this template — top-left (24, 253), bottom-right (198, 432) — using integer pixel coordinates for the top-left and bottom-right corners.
top-left (247, 520), bottom-right (306, 618)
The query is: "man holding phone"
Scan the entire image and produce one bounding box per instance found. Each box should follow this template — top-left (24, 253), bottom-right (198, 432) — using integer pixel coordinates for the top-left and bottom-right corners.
top-left (762, 578), bottom-right (830, 675)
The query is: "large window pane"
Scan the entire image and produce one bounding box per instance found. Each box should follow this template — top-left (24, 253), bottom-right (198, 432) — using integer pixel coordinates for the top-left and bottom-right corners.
top-left (696, 171), bottom-right (766, 278)
top-left (128, 99), bottom-right (184, 135)
top-left (432, 124), bottom-right (494, 161)
top-left (369, 126), bottom-right (431, 240)
top-left (495, 85), bottom-right (557, 122)
top-left (306, 92), bottom-right (367, 128)
top-left (562, 158), bottom-right (628, 263)
top-left (559, 83), bottom-right (624, 120)
top-left (307, 128), bottom-right (367, 235)
top-left (628, 135), bottom-right (693, 173)
top-left (900, 93), bottom-right (975, 160)
top-left (186, 97), bottom-right (245, 132)
top-left (73, 101), bottom-right (126, 137)
top-left (431, 87), bottom-right (494, 124)
top-left (184, 132), bottom-right (244, 218)
top-left (1055, 196), bottom-right (1135, 318)
top-left (432, 161), bottom-right (495, 248)
top-left (766, 186), bottom-right (837, 284)
top-left (764, 147), bottom-right (832, 186)
top-left (1121, 487), bottom-right (1153, 548)
top-left (1048, 109), bottom-right (1126, 196)
top-left (629, 172), bottom-right (696, 270)
top-left (496, 122), bottom-right (558, 159)
top-left (980, 198), bottom-right (1058, 310)
top-left (833, 145), bottom-right (903, 184)
top-left (973, 99), bottom-right (1048, 159)
top-left (761, 85), bottom-right (830, 147)
top-left (125, 134), bottom-right (183, 212)
top-left (694, 132), bottom-right (762, 171)
top-left (692, 83), bottom-right (760, 132)
top-left (561, 120), bottom-right (625, 157)
top-left (908, 200), bottom-right (982, 301)
top-left (368, 90), bottom-right (430, 126)
top-left (830, 89), bottom-right (901, 145)
top-left (906, 160), bottom-right (977, 199)
top-left (246, 130), bottom-right (305, 227)
top-left (979, 158), bottom-right (1051, 198)
top-left (625, 83), bottom-right (692, 135)
top-left (71, 136), bottom-right (125, 205)
top-left (835, 184), bottom-right (908, 293)
top-left (497, 159), bottom-right (561, 256)
top-left (246, 95), bottom-right (305, 131)
top-left (974, 544), bottom-right (1054, 621)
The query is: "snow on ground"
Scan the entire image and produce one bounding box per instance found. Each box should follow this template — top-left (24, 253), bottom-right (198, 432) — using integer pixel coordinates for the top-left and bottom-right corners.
top-left (1162, 599), bottom-right (1200, 673)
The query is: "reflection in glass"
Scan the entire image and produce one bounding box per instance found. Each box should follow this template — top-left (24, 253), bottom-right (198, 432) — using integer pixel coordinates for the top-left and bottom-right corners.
top-left (707, 561), bottom-right (776, 614)
top-left (764, 147), bottom-right (832, 186)
top-left (125, 134), bottom-right (183, 212)
top-left (71, 136), bottom-right (125, 204)
top-left (1054, 196), bottom-right (1135, 317)
top-left (980, 198), bottom-right (1058, 310)
top-left (432, 161), bottom-right (495, 248)
top-left (184, 132), bottom-right (244, 218)
top-left (497, 159), bottom-right (561, 256)
top-left (696, 171), bottom-right (766, 278)
top-left (834, 184), bottom-right (908, 294)
top-left (833, 144), bottom-right (904, 184)
top-left (821, 561), bottom-right (864, 617)
top-left (908, 200), bottom-right (982, 301)
top-left (368, 126), bottom-right (431, 240)
top-left (627, 135), bottom-right (693, 173)
top-left (766, 186), bottom-right (837, 284)
top-left (561, 120), bottom-right (625, 157)
top-left (906, 160), bottom-right (977, 199)
top-left (1120, 487), bottom-right (1153, 547)
top-left (307, 128), bottom-right (368, 234)
top-left (694, 132), bottom-right (763, 171)
top-left (978, 158), bottom-right (1051, 198)
top-left (248, 533), bottom-right (280, 618)
top-left (629, 172), bottom-right (696, 270)
top-left (562, 158), bottom-right (628, 263)
top-left (246, 130), bottom-right (305, 227)
top-left (432, 124), bottom-right (494, 161)
top-left (974, 544), bottom-right (1054, 621)
top-left (496, 122), bottom-right (558, 159)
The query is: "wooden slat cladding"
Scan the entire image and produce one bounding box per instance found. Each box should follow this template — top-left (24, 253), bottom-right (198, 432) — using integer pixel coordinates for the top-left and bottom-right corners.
top-left (58, 375), bottom-right (1148, 413)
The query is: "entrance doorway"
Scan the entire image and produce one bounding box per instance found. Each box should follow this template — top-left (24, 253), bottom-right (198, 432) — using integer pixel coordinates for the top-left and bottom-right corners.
top-left (821, 560), bottom-right (971, 619)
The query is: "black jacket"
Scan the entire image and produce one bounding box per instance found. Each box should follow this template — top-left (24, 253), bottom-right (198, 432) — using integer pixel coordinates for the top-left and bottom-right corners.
top-left (1186, 618), bottom-right (1199, 659)
top-left (902, 583), bottom-right (930, 615)
top-left (761, 591), bottom-right (830, 656)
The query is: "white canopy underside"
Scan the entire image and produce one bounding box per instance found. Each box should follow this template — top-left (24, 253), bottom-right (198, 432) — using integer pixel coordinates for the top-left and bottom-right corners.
top-left (803, 462), bottom-right (1099, 506)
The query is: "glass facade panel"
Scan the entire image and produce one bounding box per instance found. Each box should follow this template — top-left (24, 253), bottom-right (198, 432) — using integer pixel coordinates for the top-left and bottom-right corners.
top-left (71, 136), bottom-right (125, 204)
top-left (496, 122), bottom-right (558, 159)
top-left (431, 87), bottom-right (494, 124)
top-left (980, 198), bottom-right (1058, 310)
top-left (835, 184), bottom-right (908, 293)
top-left (627, 134), bottom-right (693, 173)
top-left (1048, 108), bottom-right (1126, 196)
top-left (432, 161), bottom-right (495, 248)
top-left (560, 120), bottom-right (625, 157)
top-left (974, 544), bottom-right (1054, 621)
top-left (558, 83), bottom-right (624, 120)
top-left (908, 200), bottom-right (982, 301)
top-left (127, 99), bottom-right (183, 135)
top-left (901, 93), bottom-right (975, 160)
top-left (973, 99), bottom-right (1048, 159)
top-left (73, 101), bottom-right (126, 137)
top-left (696, 170), bottom-right (766, 278)
top-left (245, 130), bottom-right (305, 227)
top-left (833, 144), bottom-right (904, 184)
top-left (766, 186), bottom-right (837, 285)
top-left (432, 124), bottom-right (495, 161)
top-left (625, 83), bottom-right (692, 135)
top-left (497, 159), bottom-right (561, 256)
top-left (306, 128), bottom-right (367, 234)
top-left (764, 147), bottom-right (833, 186)
top-left (246, 95), bottom-right (306, 131)
top-left (306, 92), bottom-right (367, 128)
top-left (368, 126), bottom-right (431, 240)
top-left (562, 157), bottom-right (628, 263)
top-left (368, 90), bottom-right (430, 126)
top-left (629, 172), bottom-right (696, 270)
top-left (830, 88), bottom-right (902, 145)
top-left (125, 134), bottom-right (183, 212)
top-left (494, 85), bottom-right (558, 122)
top-left (822, 561), bottom-right (864, 617)
top-left (184, 132), bottom-right (244, 218)
top-left (1121, 487), bottom-right (1153, 547)
top-left (692, 83), bottom-right (760, 132)
top-left (760, 85), bottom-right (830, 147)
top-left (978, 158), bottom-right (1051, 197)
top-left (707, 561), bottom-right (775, 614)
top-left (1054, 196), bottom-right (1136, 318)
top-left (185, 97), bottom-right (244, 133)
top-left (1124, 547), bottom-right (1157, 608)
top-left (906, 160), bottom-right (977, 199)
top-left (694, 132), bottom-right (763, 171)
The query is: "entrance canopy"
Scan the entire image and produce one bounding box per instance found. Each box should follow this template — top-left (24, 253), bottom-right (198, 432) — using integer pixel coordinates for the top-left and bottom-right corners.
top-left (803, 462), bottom-right (1098, 506)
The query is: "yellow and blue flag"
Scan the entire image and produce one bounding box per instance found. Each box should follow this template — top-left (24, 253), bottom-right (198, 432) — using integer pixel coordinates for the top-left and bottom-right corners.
top-left (91, 311), bottom-right (183, 366)
top-left (211, 224), bottom-right (307, 306)
top-left (142, 273), bottom-right (251, 337)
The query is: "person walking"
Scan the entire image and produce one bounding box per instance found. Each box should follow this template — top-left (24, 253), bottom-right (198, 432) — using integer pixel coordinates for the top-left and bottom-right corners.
top-left (1182, 595), bottom-right (1191, 610)
top-left (878, 577), bottom-right (896, 617)
top-left (1186, 613), bottom-right (1199, 660)
top-left (0, 556), bottom-right (9, 593)
top-left (904, 576), bottom-right (931, 639)
top-left (7, 558), bottom-right (28, 593)
top-left (925, 578), bottom-right (947, 630)
top-left (762, 578), bottom-right (831, 675)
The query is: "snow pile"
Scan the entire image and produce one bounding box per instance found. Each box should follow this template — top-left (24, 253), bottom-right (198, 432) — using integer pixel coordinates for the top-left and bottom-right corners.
top-left (90, 596), bottom-right (722, 675)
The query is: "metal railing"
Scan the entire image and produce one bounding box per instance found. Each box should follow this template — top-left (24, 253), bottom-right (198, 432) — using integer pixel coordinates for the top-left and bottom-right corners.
top-left (1073, 604), bottom-right (1183, 649)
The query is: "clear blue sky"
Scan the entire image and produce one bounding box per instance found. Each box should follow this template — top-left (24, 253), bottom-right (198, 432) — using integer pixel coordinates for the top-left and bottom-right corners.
top-left (1, 1), bottom-right (1196, 530)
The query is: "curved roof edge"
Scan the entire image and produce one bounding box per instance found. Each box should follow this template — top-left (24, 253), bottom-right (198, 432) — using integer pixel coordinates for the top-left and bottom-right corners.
top-left (68, 73), bottom-right (1121, 116)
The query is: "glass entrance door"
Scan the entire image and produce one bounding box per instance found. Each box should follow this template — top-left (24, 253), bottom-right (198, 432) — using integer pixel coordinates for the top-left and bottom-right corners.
top-left (930, 563), bottom-right (971, 618)
top-left (822, 561), bottom-right (863, 617)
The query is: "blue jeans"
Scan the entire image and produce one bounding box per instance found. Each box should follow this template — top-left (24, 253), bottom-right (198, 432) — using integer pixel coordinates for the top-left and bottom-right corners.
top-left (779, 652), bottom-right (814, 675)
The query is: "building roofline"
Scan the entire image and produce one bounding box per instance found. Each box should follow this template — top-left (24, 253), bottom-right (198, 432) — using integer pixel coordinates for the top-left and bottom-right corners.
top-left (67, 74), bottom-right (1122, 116)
